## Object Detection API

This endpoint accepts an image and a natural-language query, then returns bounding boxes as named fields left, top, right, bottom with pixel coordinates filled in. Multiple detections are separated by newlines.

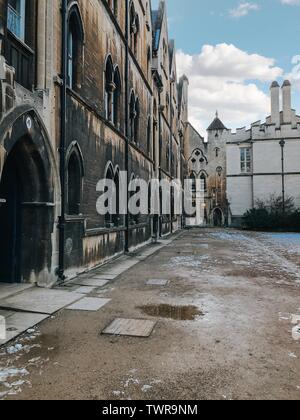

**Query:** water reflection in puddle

left=138, top=304, right=204, bottom=321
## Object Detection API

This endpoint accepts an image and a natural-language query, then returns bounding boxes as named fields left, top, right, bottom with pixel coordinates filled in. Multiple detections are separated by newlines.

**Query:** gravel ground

left=0, top=229, right=300, bottom=400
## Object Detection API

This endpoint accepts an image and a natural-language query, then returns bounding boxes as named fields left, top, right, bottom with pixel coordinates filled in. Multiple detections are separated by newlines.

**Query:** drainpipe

left=280, top=139, right=286, bottom=215
left=124, top=0, right=129, bottom=252
left=169, top=78, right=173, bottom=234
left=158, top=88, right=162, bottom=237
left=57, top=0, right=68, bottom=282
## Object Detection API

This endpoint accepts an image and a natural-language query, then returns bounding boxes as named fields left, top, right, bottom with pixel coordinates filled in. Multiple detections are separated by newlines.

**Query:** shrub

left=243, top=195, right=300, bottom=231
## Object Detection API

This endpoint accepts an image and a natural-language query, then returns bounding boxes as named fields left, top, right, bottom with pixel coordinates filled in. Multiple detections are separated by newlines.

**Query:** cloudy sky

left=151, top=0, right=300, bottom=137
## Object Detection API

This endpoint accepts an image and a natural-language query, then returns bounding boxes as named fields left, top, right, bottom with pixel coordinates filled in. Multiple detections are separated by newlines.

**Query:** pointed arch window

left=113, top=169, right=120, bottom=226
left=130, top=91, right=136, bottom=141
left=129, top=92, right=140, bottom=143
left=105, top=56, right=114, bottom=122
left=134, top=98, right=140, bottom=143
left=200, top=173, right=207, bottom=192
left=190, top=172, right=196, bottom=193
left=67, top=7, right=84, bottom=90
left=104, top=164, right=114, bottom=227
left=104, top=58, right=122, bottom=127
left=104, top=164, right=121, bottom=228
left=130, top=2, right=139, bottom=58
left=166, top=140, right=170, bottom=168
left=129, top=174, right=140, bottom=225
left=147, top=46, right=151, bottom=78
left=147, top=117, right=152, bottom=157
left=67, top=146, right=84, bottom=215
left=113, top=66, right=121, bottom=127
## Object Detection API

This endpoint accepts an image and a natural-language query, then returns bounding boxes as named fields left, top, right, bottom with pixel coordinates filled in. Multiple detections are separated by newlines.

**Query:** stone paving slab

left=146, top=279, right=169, bottom=286
left=0, top=283, right=33, bottom=301
left=75, top=286, right=97, bottom=295
left=67, top=297, right=111, bottom=312
left=0, top=289, right=81, bottom=315
left=0, top=311, right=48, bottom=346
left=71, top=279, right=110, bottom=288
left=91, top=274, right=117, bottom=280
left=102, top=318, right=157, bottom=338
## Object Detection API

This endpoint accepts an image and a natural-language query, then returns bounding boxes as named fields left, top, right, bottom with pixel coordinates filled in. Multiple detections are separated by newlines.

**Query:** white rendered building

left=227, top=81, right=300, bottom=227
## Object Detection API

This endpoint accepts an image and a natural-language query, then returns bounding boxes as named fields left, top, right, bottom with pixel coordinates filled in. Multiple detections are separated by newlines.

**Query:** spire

left=207, top=112, right=227, bottom=131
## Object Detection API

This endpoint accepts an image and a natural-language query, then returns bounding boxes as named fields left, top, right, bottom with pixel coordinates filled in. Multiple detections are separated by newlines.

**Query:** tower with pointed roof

left=185, top=112, right=229, bottom=227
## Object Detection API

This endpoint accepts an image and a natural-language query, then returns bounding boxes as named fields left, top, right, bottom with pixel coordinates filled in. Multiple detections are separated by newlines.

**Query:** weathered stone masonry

left=0, top=0, right=190, bottom=286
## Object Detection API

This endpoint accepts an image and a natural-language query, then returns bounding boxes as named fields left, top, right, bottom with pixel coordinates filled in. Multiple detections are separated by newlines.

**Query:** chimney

left=270, top=81, right=280, bottom=126
left=282, top=80, right=292, bottom=124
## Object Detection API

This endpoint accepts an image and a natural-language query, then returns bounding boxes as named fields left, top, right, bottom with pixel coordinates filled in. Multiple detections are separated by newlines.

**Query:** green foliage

left=243, top=195, right=300, bottom=231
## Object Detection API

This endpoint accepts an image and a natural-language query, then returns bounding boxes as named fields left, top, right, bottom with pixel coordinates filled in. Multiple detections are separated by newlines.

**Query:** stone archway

left=0, top=110, right=59, bottom=285
left=212, top=208, right=223, bottom=227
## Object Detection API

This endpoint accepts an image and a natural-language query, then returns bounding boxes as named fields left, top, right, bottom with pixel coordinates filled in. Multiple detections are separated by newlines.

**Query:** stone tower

left=205, top=112, right=229, bottom=226
left=186, top=112, right=229, bottom=227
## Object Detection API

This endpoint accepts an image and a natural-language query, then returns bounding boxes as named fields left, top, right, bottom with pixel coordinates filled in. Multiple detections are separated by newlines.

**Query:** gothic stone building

left=186, top=114, right=229, bottom=227
left=227, top=81, right=300, bottom=227
left=0, top=0, right=189, bottom=287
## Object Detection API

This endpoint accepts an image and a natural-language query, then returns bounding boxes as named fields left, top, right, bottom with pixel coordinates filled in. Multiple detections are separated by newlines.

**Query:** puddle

left=137, top=304, right=203, bottom=321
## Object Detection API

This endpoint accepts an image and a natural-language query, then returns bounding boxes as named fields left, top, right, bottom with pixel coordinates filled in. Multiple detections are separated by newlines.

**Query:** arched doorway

left=213, top=208, right=223, bottom=227
left=0, top=116, right=56, bottom=284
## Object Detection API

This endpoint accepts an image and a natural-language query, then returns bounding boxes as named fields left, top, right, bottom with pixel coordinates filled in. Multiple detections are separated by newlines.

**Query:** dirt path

left=1, top=229, right=299, bottom=400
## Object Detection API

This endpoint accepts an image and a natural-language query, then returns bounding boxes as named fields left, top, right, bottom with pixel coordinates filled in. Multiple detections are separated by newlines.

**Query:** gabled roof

left=207, top=113, right=227, bottom=131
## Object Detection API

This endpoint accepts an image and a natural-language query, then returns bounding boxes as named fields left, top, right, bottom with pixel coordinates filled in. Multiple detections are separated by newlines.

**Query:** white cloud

left=285, top=55, right=300, bottom=90
left=281, top=0, right=300, bottom=5
left=229, top=2, right=259, bottom=18
left=176, top=43, right=283, bottom=137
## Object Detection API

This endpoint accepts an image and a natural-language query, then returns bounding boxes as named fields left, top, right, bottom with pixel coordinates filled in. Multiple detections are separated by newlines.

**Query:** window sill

left=65, top=215, right=85, bottom=222
left=85, top=226, right=126, bottom=237
left=7, top=30, right=34, bottom=55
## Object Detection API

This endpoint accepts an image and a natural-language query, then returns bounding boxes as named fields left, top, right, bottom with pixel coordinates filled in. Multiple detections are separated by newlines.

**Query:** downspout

left=169, top=79, right=173, bottom=234
left=280, top=139, right=286, bottom=215
left=124, top=0, right=129, bottom=252
left=158, top=88, right=162, bottom=237
left=57, top=0, right=68, bottom=282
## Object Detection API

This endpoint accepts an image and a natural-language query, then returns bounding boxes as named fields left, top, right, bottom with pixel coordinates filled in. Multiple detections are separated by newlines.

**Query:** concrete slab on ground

left=91, top=275, right=117, bottom=281
left=146, top=279, right=169, bottom=286
left=67, top=297, right=111, bottom=312
left=0, top=289, right=81, bottom=315
left=0, top=311, right=48, bottom=346
left=0, top=283, right=33, bottom=301
left=72, top=279, right=110, bottom=288
left=75, top=286, right=97, bottom=295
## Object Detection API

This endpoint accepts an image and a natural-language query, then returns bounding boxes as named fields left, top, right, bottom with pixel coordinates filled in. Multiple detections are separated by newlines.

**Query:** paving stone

left=146, top=279, right=169, bottom=286
left=72, top=279, right=109, bottom=288
left=67, top=297, right=111, bottom=312
left=0, top=283, right=33, bottom=301
left=91, top=275, right=117, bottom=280
left=75, top=286, right=97, bottom=294
left=0, top=289, right=81, bottom=315
left=102, top=318, right=157, bottom=337
left=0, top=312, right=48, bottom=346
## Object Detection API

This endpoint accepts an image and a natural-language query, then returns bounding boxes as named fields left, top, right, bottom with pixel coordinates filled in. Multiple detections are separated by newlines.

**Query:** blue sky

left=151, top=0, right=300, bottom=135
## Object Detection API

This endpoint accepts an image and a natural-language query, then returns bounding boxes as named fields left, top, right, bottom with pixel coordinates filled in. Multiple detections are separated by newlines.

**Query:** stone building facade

left=227, top=81, right=300, bottom=227
left=0, top=0, right=189, bottom=287
left=186, top=114, right=229, bottom=227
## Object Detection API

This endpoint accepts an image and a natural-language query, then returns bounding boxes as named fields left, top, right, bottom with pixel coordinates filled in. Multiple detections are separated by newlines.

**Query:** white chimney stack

left=282, top=80, right=292, bottom=124
left=270, top=81, right=280, bottom=126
